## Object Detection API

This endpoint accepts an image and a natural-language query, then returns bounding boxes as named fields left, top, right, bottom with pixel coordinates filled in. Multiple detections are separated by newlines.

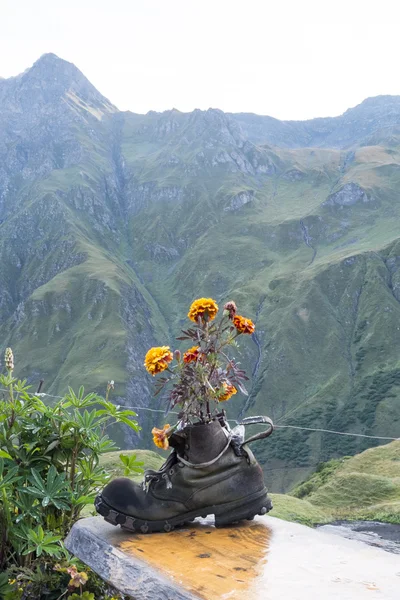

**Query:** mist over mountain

left=2, top=54, right=400, bottom=491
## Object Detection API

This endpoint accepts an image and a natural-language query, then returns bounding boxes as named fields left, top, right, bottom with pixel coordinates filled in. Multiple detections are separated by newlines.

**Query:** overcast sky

left=1, top=0, right=399, bottom=120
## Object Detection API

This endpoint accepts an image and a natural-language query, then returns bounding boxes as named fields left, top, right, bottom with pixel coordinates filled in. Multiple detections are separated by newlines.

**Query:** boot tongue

left=185, top=419, right=229, bottom=464
left=168, top=431, right=186, bottom=456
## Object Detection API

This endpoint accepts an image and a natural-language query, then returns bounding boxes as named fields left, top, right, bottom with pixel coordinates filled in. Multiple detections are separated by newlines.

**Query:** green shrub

left=0, top=349, right=140, bottom=599
left=292, top=458, right=347, bottom=499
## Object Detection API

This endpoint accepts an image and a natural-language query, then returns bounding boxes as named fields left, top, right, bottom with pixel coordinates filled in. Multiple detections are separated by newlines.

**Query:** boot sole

left=94, top=489, right=273, bottom=533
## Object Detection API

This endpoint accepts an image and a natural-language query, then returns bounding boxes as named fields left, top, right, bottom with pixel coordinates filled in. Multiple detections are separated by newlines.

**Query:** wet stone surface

left=318, top=520, right=400, bottom=555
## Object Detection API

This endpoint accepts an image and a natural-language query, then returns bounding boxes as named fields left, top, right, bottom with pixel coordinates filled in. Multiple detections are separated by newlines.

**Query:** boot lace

left=142, top=451, right=177, bottom=492
left=141, top=434, right=233, bottom=492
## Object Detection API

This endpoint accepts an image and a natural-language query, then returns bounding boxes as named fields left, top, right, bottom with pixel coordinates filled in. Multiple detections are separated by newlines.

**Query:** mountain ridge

left=4, top=53, right=400, bottom=149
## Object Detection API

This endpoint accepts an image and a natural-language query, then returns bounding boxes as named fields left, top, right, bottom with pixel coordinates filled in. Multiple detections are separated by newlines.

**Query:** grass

left=287, top=441, right=400, bottom=525
left=269, top=494, right=330, bottom=526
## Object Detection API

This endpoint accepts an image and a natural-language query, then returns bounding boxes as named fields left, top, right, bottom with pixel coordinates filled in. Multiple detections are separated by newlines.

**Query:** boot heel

left=214, top=493, right=272, bottom=527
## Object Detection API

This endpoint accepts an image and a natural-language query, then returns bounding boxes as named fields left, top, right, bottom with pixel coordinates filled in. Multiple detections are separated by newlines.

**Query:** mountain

left=230, top=96, right=400, bottom=148
left=1, top=54, right=400, bottom=492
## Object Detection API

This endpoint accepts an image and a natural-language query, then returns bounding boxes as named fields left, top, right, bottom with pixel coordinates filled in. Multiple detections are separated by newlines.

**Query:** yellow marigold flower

left=188, top=297, right=218, bottom=322
left=183, top=345, right=200, bottom=363
left=152, top=424, right=171, bottom=450
left=219, top=383, right=237, bottom=402
left=233, top=315, right=255, bottom=334
left=144, top=346, right=173, bottom=376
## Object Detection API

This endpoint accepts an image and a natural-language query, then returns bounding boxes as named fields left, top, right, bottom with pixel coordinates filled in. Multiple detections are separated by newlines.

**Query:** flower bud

left=174, top=349, right=181, bottom=361
left=5, top=347, right=14, bottom=371
left=223, top=301, right=237, bottom=320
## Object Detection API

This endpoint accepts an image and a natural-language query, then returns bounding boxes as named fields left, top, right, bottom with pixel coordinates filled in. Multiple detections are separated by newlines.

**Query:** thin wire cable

left=0, top=387, right=62, bottom=400
left=274, top=424, right=399, bottom=441
left=122, top=406, right=180, bottom=415
left=124, top=407, right=400, bottom=439
left=1, top=388, right=399, bottom=441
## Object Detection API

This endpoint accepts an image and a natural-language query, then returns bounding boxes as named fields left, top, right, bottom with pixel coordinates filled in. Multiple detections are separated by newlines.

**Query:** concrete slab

left=65, top=516, right=400, bottom=600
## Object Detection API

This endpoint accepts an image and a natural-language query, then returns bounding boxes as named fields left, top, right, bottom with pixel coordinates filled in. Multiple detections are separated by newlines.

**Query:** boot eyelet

left=178, top=462, right=184, bottom=468
left=185, top=444, right=190, bottom=450
left=169, top=468, right=174, bottom=475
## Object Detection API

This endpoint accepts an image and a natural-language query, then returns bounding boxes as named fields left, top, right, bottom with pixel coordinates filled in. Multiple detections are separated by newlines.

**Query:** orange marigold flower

left=219, top=383, right=237, bottom=402
left=152, top=424, right=171, bottom=450
left=183, top=345, right=200, bottom=363
left=144, top=346, right=173, bottom=376
left=233, top=315, right=255, bottom=334
left=188, top=297, right=218, bottom=322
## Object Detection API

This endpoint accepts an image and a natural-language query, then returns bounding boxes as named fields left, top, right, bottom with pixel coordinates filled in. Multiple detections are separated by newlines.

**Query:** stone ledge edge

left=65, top=517, right=201, bottom=600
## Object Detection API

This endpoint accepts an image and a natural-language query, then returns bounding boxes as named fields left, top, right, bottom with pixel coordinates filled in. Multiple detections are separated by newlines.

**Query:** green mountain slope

left=273, top=440, right=400, bottom=524
left=1, top=54, right=400, bottom=489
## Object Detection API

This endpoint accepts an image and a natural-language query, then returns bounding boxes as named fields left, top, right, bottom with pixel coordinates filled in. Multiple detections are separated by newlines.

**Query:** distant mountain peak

left=0, top=53, right=117, bottom=116
left=24, top=53, right=86, bottom=84
left=33, top=52, right=64, bottom=64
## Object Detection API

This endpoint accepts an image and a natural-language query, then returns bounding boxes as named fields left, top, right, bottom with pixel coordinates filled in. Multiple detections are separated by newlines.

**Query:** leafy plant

left=119, top=453, right=144, bottom=476
left=0, top=348, right=140, bottom=599
left=22, top=526, right=64, bottom=558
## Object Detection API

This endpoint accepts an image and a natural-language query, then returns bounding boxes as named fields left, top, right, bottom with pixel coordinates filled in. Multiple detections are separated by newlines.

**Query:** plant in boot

left=96, top=298, right=274, bottom=533
left=144, top=297, right=256, bottom=444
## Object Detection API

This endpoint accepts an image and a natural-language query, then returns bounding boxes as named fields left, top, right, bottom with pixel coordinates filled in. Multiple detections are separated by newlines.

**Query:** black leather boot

left=95, top=416, right=273, bottom=533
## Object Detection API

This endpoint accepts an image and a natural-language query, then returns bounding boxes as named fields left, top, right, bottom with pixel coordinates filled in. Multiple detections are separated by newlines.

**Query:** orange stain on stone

left=118, top=517, right=271, bottom=600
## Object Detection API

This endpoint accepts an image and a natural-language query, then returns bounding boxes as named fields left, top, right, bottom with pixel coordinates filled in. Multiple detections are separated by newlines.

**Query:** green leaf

left=0, top=465, right=21, bottom=489
left=23, top=526, right=63, bottom=557
left=0, top=450, right=12, bottom=459
left=74, top=494, right=96, bottom=505
left=119, top=454, right=130, bottom=466
left=119, top=453, right=144, bottom=476
left=44, top=440, right=60, bottom=453
left=0, top=572, right=13, bottom=596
